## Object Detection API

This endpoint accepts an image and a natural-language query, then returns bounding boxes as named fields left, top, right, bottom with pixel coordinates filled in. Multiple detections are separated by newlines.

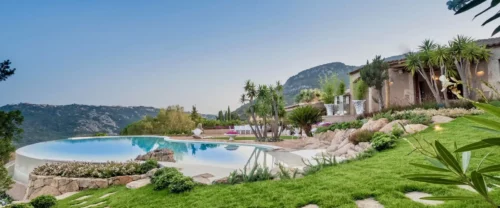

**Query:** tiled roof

left=476, top=37, right=500, bottom=47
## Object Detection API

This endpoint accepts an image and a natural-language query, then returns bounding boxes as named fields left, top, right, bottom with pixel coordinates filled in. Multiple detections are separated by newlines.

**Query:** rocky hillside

left=0, top=103, right=214, bottom=147
left=283, top=62, right=358, bottom=104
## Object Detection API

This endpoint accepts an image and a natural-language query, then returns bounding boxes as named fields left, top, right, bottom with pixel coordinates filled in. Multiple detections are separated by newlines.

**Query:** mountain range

left=0, top=103, right=215, bottom=147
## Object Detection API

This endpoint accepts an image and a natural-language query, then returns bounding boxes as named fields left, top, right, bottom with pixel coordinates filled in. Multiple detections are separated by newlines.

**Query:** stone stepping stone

left=405, top=192, right=444, bottom=205
left=56, top=191, right=79, bottom=200
left=83, top=201, right=105, bottom=208
left=301, top=204, right=319, bottom=208
left=126, top=178, right=151, bottom=189
left=75, top=195, right=92, bottom=201
left=457, top=185, right=492, bottom=193
left=355, top=198, right=384, bottom=208
left=99, top=192, right=116, bottom=199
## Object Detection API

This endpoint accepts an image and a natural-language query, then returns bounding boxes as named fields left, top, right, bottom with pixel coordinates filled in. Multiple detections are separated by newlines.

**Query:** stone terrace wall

left=25, top=173, right=151, bottom=200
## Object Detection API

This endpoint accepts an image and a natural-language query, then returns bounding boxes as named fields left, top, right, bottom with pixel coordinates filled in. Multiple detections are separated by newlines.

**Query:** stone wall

left=25, top=172, right=151, bottom=200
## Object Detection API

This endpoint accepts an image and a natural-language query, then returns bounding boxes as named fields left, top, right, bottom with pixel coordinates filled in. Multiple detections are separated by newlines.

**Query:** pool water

left=17, top=136, right=275, bottom=169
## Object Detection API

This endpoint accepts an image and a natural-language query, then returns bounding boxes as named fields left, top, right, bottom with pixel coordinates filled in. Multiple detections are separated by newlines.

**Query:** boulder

left=346, top=149, right=358, bottom=158
left=432, top=115, right=454, bottom=124
left=57, top=181, right=79, bottom=193
left=361, top=118, right=389, bottom=132
left=29, top=186, right=61, bottom=200
left=212, top=177, right=229, bottom=185
left=303, top=138, right=321, bottom=149
left=136, top=148, right=176, bottom=162
left=333, top=143, right=354, bottom=156
left=146, top=168, right=158, bottom=177
left=358, top=142, right=371, bottom=150
left=315, top=130, right=336, bottom=142
left=113, top=176, right=133, bottom=185
left=404, top=124, right=428, bottom=134
left=126, top=179, right=151, bottom=189
left=379, top=120, right=409, bottom=133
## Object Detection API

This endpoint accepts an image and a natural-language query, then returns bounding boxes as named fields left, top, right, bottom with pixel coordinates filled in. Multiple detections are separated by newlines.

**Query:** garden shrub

left=30, top=195, right=56, bottom=208
left=151, top=167, right=194, bottom=193
left=139, top=159, right=159, bottom=173
left=33, top=161, right=154, bottom=178
left=6, top=204, right=34, bottom=208
left=315, top=120, right=363, bottom=134
left=348, top=130, right=374, bottom=144
left=227, top=165, right=273, bottom=184
left=168, top=175, right=195, bottom=193
left=371, top=132, right=397, bottom=151
left=390, top=124, right=404, bottom=138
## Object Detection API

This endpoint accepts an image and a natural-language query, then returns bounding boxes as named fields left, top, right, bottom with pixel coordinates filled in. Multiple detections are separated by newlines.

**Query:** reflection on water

left=17, top=137, right=278, bottom=170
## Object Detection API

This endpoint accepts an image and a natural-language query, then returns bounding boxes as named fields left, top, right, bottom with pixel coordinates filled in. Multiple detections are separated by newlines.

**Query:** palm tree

left=431, top=44, right=452, bottom=106
left=288, top=106, right=322, bottom=137
left=449, top=35, right=491, bottom=99
left=419, top=39, right=442, bottom=104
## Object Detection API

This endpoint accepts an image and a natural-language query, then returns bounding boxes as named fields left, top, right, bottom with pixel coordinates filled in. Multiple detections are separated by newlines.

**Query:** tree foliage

left=241, top=80, right=286, bottom=142
left=319, top=74, right=340, bottom=104
left=360, top=55, right=389, bottom=110
left=0, top=60, right=16, bottom=82
left=449, top=0, right=500, bottom=36
left=0, top=59, right=20, bottom=193
left=353, top=80, right=368, bottom=100
left=189, top=106, right=201, bottom=124
left=294, top=89, right=321, bottom=104
left=287, top=106, right=322, bottom=137
left=121, top=105, right=195, bottom=135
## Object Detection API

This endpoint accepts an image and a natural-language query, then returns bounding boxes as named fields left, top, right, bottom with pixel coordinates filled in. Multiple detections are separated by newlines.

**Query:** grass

left=211, top=135, right=295, bottom=141
left=55, top=115, right=500, bottom=208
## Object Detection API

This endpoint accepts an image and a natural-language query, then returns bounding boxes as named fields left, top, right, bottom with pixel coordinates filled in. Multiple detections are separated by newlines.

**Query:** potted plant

left=353, top=80, right=368, bottom=115
left=224, top=130, right=239, bottom=141
left=320, top=74, right=339, bottom=116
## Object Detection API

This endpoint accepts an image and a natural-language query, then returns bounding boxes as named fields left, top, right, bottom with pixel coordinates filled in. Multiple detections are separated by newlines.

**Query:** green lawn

left=55, top=116, right=500, bottom=208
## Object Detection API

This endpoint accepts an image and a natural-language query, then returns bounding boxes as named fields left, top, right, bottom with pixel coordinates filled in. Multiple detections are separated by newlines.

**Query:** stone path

left=355, top=198, right=384, bottom=208
left=82, top=201, right=105, bottom=208
left=56, top=191, right=79, bottom=200
left=458, top=185, right=492, bottom=193
left=405, top=192, right=444, bottom=205
left=301, top=204, right=319, bottom=208
left=126, top=178, right=151, bottom=189
left=99, top=192, right=115, bottom=199
left=75, top=195, right=92, bottom=201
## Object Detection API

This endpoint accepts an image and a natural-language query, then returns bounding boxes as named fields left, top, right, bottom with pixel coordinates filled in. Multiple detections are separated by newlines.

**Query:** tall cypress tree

left=227, top=106, right=231, bottom=120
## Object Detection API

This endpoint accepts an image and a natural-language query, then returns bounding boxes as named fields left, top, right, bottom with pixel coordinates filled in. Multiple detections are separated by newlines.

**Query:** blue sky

left=0, top=0, right=497, bottom=114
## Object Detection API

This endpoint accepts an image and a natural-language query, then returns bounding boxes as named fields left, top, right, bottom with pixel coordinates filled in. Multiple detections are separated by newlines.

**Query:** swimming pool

left=13, top=136, right=280, bottom=184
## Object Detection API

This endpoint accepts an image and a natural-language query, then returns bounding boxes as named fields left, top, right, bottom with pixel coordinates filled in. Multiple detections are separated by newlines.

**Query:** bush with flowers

left=32, top=160, right=158, bottom=178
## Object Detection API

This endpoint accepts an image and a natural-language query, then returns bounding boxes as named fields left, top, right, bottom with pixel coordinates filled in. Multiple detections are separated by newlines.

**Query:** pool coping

left=15, top=135, right=281, bottom=162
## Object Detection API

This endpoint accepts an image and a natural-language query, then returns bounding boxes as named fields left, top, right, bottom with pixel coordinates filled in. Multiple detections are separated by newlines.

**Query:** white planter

left=224, top=134, right=238, bottom=141
left=324, top=104, right=335, bottom=116
left=353, top=100, right=365, bottom=115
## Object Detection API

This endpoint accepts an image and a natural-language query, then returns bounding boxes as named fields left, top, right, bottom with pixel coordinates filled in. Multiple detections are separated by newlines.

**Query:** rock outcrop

left=379, top=120, right=408, bottom=133
left=136, top=148, right=176, bottom=162
left=361, top=118, right=389, bottom=132
left=403, top=124, right=428, bottom=134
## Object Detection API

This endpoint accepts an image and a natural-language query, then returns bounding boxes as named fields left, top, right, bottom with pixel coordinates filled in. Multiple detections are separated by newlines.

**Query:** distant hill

left=282, top=62, right=358, bottom=104
left=0, top=103, right=215, bottom=147
left=233, top=62, right=358, bottom=118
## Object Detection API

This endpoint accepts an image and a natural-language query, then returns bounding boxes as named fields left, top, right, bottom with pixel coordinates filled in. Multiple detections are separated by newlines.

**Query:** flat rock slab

left=126, top=178, right=151, bottom=189
left=301, top=204, right=319, bottom=208
left=99, top=192, right=116, bottom=199
left=56, top=191, right=79, bottom=200
left=75, top=195, right=92, bottom=201
left=405, top=192, right=443, bottom=205
left=356, top=198, right=384, bottom=208
left=431, top=115, right=454, bottom=124
left=6, top=182, right=27, bottom=201
left=83, top=201, right=105, bottom=208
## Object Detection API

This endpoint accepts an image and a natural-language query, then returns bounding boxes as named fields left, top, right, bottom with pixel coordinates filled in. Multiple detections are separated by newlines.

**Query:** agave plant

left=404, top=102, right=500, bottom=207
left=287, top=106, right=322, bottom=137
